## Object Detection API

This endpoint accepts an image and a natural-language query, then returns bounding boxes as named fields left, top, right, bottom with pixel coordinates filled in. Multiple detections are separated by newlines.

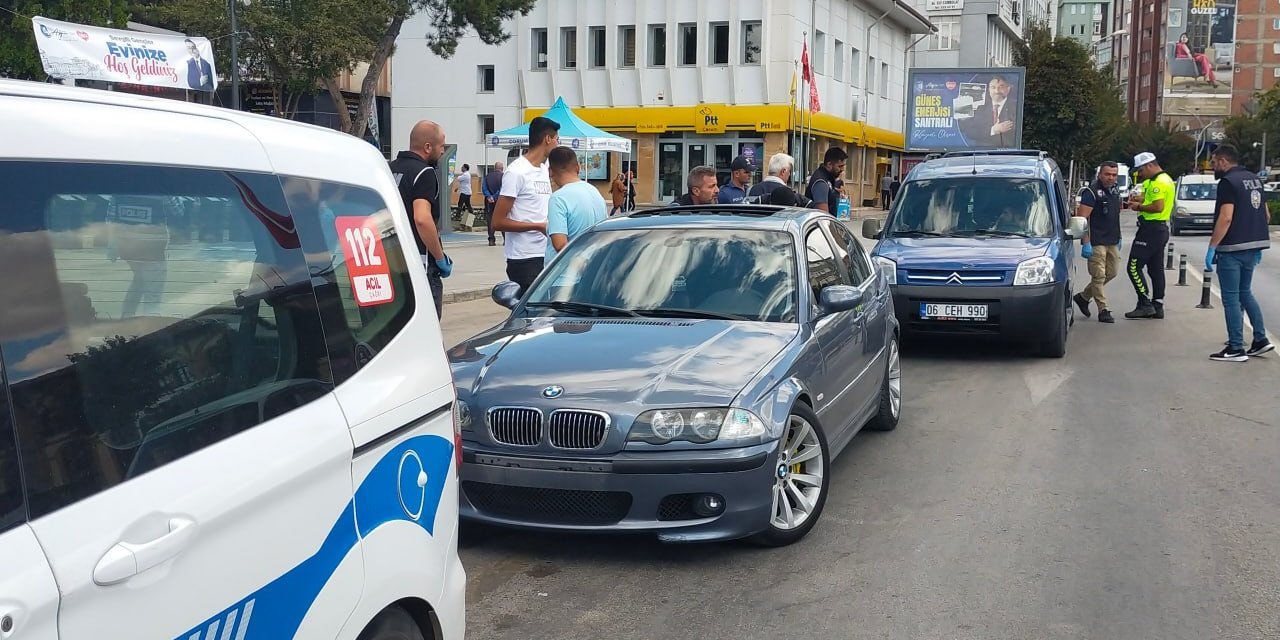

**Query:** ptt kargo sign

left=32, top=16, right=218, bottom=92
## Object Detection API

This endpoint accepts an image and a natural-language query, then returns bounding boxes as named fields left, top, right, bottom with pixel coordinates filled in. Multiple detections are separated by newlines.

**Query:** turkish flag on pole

left=801, top=39, right=821, bottom=112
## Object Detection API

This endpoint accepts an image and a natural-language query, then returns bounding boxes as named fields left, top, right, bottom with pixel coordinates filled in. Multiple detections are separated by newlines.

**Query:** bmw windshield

left=522, top=228, right=798, bottom=323
left=887, top=177, right=1055, bottom=238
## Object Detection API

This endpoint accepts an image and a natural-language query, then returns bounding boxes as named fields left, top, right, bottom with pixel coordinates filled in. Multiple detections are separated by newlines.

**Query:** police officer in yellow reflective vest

left=1124, top=152, right=1175, bottom=319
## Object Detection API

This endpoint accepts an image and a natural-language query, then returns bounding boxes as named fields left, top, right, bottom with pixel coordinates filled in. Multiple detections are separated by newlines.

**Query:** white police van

left=0, top=80, right=464, bottom=639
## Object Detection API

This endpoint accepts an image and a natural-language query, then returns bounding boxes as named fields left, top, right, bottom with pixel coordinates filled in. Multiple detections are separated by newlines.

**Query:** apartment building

left=392, top=0, right=934, bottom=206
left=910, top=0, right=1054, bottom=69
left=1058, top=0, right=1110, bottom=47
left=1231, top=0, right=1280, bottom=113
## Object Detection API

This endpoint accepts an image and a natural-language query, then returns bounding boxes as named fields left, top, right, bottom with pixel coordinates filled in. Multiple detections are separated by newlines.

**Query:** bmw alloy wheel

left=770, top=414, right=825, bottom=531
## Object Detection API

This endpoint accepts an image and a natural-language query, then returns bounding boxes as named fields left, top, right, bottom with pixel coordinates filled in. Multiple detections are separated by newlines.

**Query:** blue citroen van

left=862, top=150, right=1088, bottom=357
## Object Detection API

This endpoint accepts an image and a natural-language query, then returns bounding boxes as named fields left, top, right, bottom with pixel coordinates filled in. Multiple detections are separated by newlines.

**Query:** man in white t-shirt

left=492, top=116, right=561, bottom=294
left=454, top=163, right=474, bottom=217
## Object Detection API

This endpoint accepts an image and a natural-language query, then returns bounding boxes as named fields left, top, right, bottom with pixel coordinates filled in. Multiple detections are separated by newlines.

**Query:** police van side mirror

left=862, top=218, right=882, bottom=240
left=1066, top=216, right=1088, bottom=239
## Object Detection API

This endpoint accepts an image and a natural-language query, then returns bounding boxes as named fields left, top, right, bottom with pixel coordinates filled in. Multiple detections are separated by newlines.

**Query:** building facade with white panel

left=392, top=0, right=933, bottom=206
left=909, top=0, right=1051, bottom=69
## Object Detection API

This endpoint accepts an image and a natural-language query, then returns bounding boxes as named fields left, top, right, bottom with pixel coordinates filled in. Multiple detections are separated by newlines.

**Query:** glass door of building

left=658, top=141, right=684, bottom=204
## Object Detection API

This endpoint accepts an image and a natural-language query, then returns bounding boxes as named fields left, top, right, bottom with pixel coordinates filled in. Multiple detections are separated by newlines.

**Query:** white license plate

left=1195, top=217, right=1212, bottom=224
left=920, top=302, right=989, bottom=320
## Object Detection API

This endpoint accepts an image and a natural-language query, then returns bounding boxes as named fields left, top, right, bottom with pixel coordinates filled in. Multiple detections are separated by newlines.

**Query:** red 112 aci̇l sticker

left=334, top=216, right=396, bottom=307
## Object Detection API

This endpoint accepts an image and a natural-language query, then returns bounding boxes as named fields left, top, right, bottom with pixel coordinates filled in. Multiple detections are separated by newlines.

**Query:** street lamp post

left=1254, top=132, right=1268, bottom=175
left=229, top=0, right=240, bottom=110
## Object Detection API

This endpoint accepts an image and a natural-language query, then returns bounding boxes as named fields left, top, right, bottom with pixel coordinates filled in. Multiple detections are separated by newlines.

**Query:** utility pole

left=229, top=0, right=240, bottom=110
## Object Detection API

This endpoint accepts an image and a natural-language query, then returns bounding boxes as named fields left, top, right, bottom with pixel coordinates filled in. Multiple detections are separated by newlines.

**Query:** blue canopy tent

left=487, top=97, right=631, bottom=153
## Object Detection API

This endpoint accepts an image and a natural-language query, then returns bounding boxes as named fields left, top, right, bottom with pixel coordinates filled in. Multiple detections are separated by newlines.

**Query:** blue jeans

left=1215, top=249, right=1266, bottom=349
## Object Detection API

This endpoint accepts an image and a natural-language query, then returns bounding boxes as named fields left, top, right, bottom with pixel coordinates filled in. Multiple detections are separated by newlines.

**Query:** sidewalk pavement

left=437, top=207, right=889, bottom=305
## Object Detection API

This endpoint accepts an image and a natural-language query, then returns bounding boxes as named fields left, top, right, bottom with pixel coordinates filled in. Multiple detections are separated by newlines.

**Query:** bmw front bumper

left=458, top=441, right=780, bottom=542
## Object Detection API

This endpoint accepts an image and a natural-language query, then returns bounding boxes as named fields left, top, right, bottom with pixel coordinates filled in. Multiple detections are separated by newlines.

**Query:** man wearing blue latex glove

left=1073, top=161, right=1123, bottom=323
left=390, top=120, right=451, bottom=318
left=435, top=254, right=454, bottom=278
left=1206, top=144, right=1272, bottom=362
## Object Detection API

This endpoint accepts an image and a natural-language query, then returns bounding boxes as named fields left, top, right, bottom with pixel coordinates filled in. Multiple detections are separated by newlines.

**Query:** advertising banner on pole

left=31, top=16, right=218, bottom=92
left=904, top=67, right=1027, bottom=152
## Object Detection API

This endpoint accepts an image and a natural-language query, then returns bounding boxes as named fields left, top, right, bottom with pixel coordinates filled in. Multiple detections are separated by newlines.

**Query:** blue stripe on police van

left=173, top=434, right=454, bottom=640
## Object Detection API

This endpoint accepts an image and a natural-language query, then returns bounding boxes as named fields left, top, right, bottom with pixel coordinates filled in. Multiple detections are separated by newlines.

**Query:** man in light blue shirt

left=545, top=146, right=609, bottom=263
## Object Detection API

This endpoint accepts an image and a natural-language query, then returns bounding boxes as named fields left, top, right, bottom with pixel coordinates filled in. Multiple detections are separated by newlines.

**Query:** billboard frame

left=904, top=67, right=1028, bottom=153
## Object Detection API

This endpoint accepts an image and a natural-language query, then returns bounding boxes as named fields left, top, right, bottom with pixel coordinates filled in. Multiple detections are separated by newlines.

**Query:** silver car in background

left=449, top=205, right=902, bottom=546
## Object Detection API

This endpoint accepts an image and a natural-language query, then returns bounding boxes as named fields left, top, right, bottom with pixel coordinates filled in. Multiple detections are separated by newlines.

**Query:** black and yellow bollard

left=1177, top=254, right=1188, bottom=286
left=1165, top=241, right=1175, bottom=270
left=1196, top=270, right=1214, bottom=309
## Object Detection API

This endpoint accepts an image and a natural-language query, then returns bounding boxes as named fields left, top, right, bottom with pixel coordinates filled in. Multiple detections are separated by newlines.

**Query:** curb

left=443, top=288, right=491, bottom=305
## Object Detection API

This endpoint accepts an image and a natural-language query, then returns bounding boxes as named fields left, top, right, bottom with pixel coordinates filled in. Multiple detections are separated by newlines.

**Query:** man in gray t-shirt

left=880, top=173, right=893, bottom=210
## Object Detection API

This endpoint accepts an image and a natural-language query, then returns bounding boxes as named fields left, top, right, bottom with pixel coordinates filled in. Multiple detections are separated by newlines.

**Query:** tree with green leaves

left=1, top=0, right=129, bottom=79
left=1013, top=23, right=1126, bottom=172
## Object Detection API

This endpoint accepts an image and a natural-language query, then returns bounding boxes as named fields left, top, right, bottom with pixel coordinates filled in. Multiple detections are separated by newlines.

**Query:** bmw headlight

left=1014, top=256, right=1055, bottom=286
left=628, top=408, right=768, bottom=445
left=873, top=256, right=897, bottom=285
left=454, top=399, right=472, bottom=431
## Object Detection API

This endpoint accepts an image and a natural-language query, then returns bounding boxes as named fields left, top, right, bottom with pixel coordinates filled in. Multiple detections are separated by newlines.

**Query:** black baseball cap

left=730, top=156, right=754, bottom=172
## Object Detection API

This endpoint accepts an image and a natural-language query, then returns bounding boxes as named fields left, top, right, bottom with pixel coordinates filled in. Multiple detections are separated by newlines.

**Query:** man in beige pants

left=1074, top=161, right=1123, bottom=323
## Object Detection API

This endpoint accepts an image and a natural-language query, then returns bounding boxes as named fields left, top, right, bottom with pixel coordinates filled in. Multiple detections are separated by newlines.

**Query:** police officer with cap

left=1124, top=151, right=1174, bottom=319
left=1205, top=143, right=1273, bottom=361
left=718, top=156, right=754, bottom=204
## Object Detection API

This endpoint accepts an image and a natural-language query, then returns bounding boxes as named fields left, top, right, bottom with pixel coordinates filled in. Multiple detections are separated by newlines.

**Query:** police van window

left=283, top=177, right=415, bottom=383
left=0, top=357, right=24, bottom=533
left=804, top=226, right=844, bottom=300
left=0, top=162, right=334, bottom=518
left=822, top=219, right=872, bottom=284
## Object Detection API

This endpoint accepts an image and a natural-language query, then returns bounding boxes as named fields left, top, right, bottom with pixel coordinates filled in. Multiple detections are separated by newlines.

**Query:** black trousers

left=881, top=190, right=891, bottom=210
left=484, top=198, right=497, bottom=241
left=507, top=257, right=545, bottom=297
left=423, top=257, right=444, bottom=318
left=456, top=193, right=474, bottom=215
left=1127, top=220, right=1170, bottom=303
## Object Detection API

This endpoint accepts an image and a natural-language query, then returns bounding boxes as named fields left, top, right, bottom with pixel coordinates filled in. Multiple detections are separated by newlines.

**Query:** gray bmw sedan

left=449, top=205, right=901, bottom=546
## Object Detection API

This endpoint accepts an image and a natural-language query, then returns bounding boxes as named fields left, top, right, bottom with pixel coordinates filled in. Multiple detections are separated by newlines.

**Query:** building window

left=834, top=40, right=845, bottom=80
left=1093, top=22, right=1102, bottom=35
left=679, top=23, right=697, bottom=65
left=1273, top=18, right=1280, bottom=29
left=709, top=22, right=730, bottom=65
left=851, top=47, right=861, bottom=85
left=648, top=25, right=666, bottom=66
left=561, top=27, right=578, bottom=69
left=742, top=21, right=762, bottom=64
left=478, top=65, right=495, bottom=93
left=933, top=20, right=957, bottom=50
left=1274, top=42, right=1280, bottom=55
left=619, top=25, right=637, bottom=67
left=478, top=114, right=495, bottom=142
left=1274, top=67, right=1280, bottom=78
left=880, top=61, right=889, bottom=96
left=814, top=31, right=826, bottom=74
left=868, top=55, right=876, bottom=93
left=1169, top=8, right=1182, bottom=28
left=588, top=27, right=606, bottom=68
left=532, top=28, right=548, bottom=70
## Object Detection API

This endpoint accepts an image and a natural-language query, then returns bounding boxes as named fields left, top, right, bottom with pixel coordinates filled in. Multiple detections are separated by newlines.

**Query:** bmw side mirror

left=491, top=281, right=522, bottom=309
left=862, top=218, right=882, bottom=240
left=1066, top=216, right=1088, bottom=239
left=818, top=285, right=864, bottom=315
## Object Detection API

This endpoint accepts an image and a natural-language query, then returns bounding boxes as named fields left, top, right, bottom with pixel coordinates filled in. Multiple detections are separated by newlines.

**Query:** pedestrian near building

left=454, top=164, right=474, bottom=217
left=482, top=161, right=504, bottom=246
left=1205, top=144, right=1273, bottom=361
left=749, top=153, right=795, bottom=203
left=610, top=172, right=627, bottom=215
left=545, top=146, right=609, bottom=263
left=807, top=147, right=848, bottom=214
left=890, top=175, right=902, bottom=206
left=880, top=172, right=893, bottom=210
left=671, top=166, right=720, bottom=206
left=1073, top=161, right=1124, bottom=323
left=389, top=120, right=452, bottom=318
left=493, top=116, right=559, bottom=295
left=718, top=156, right=754, bottom=204
left=1124, top=152, right=1175, bottom=319
left=625, top=171, right=637, bottom=211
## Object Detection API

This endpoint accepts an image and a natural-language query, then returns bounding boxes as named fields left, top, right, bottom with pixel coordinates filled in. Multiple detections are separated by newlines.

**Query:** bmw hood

left=450, top=318, right=799, bottom=409
left=875, top=237, right=1052, bottom=269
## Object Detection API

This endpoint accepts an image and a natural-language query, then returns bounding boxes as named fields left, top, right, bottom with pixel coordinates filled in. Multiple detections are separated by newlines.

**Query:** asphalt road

left=441, top=232, right=1280, bottom=640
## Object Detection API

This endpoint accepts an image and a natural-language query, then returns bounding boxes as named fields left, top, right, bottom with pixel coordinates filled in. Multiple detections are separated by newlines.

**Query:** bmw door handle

left=93, top=517, right=197, bottom=586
